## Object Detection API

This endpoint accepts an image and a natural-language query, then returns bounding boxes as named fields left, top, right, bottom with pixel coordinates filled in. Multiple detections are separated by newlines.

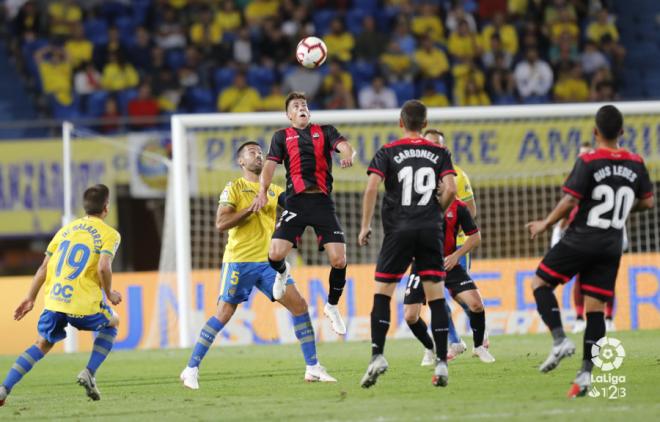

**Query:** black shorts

left=376, top=228, right=445, bottom=283
left=536, top=240, right=620, bottom=302
left=403, top=266, right=476, bottom=305
left=272, top=193, right=345, bottom=250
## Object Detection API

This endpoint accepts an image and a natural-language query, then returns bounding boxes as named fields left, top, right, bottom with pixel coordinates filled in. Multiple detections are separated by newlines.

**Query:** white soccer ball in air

left=296, top=36, right=328, bottom=69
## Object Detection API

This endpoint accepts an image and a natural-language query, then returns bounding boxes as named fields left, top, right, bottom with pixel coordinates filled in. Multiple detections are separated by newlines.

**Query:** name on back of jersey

left=594, top=165, right=638, bottom=183
left=393, top=149, right=439, bottom=164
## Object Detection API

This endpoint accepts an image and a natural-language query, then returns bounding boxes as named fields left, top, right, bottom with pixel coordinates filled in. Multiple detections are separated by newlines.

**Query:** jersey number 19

left=398, top=166, right=436, bottom=206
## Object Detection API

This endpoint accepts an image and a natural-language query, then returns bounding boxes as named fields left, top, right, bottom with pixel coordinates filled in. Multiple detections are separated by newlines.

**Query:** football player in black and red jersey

left=358, top=100, right=457, bottom=388
left=527, top=105, right=654, bottom=398
left=403, top=197, right=495, bottom=364
left=252, top=92, right=355, bottom=335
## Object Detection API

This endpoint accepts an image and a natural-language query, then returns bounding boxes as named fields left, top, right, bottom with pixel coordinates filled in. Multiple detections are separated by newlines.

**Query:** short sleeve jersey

left=444, top=199, right=479, bottom=256
left=561, top=148, right=653, bottom=255
left=219, top=177, right=284, bottom=262
left=367, top=137, right=456, bottom=233
left=44, top=216, right=121, bottom=315
left=267, top=124, right=346, bottom=197
left=454, top=165, right=474, bottom=247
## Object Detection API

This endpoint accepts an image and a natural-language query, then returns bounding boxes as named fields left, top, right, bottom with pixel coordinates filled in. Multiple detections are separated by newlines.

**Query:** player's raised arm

left=527, top=194, right=579, bottom=239
left=14, top=255, right=50, bottom=321
left=216, top=203, right=253, bottom=232
left=336, top=140, right=354, bottom=168
left=359, top=173, right=382, bottom=246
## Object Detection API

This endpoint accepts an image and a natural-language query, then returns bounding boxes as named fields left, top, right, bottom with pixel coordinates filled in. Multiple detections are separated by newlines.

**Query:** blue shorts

left=458, top=253, right=471, bottom=271
left=37, top=303, right=114, bottom=344
left=219, top=262, right=294, bottom=304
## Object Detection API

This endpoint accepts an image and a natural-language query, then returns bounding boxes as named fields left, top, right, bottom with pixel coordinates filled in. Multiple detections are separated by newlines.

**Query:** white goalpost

left=169, top=101, right=660, bottom=348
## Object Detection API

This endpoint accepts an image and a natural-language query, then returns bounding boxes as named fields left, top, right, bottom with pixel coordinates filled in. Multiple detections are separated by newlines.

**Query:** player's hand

left=107, top=290, right=122, bottom=305
left=526, top=220, right=549, bottom=239
left=250, top=190, right=268, bottom=212
left=340, top=151, right=354, bottom=168
left=358, top=227, right=371, bottom=246
left=444, top=253, right=460, bottom=271
left=14, top=298, right=35, bottom=321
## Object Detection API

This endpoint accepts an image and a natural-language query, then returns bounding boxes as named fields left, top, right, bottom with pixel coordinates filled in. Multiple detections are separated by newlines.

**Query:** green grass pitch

left=1, top=330, right=658, bottom=421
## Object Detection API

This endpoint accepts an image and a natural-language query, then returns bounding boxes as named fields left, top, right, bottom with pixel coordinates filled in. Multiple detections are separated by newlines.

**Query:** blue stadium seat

left=345, top=9, right=367, bottom=35
left=101, top=1, right=130, bottom=22
left=50, top=96, right=81, bottom=120
left=187, top=87, right=216, bottom=113
left=86, top=91, right=110, bottom=117
left=348, top=61, right=377, bottom=89
left=115, top=16, right=136, bottom=45
left=313, top=10, right=338, bottom=36
left=352, top=0, right=378, bottom=14
left=84, top=19, right=109, bottom=46
left=374, top=9, right=395, bottom=32
left=213, top=67, right=236, bottom=93
left=21, top=38, right=49, bottom=87
left=247, top=66, right=277, bottom=96
left=117, top=88, right=138, bottom=114
left=390, top=81, right=415, bottom=106
left=166, top=49, right=186, bottom=70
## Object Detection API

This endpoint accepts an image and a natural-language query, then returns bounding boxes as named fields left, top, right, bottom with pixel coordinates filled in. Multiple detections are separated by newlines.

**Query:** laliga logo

left=591, top=337, right=625, bottom=371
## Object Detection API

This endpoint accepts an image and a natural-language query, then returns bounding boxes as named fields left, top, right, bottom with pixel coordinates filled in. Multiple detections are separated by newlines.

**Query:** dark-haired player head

left=236, top=141, right=264, bottom=176
left=359, top=99, right=459, bottom=388
left=251, top=91, right=356, bottom=336
left=526, top=104, right=654, bottom=398
left=83, top=184, right=110, bottom=219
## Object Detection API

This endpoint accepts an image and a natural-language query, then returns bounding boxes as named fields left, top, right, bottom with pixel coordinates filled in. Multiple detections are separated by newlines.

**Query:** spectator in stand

left=281, top=5, right=314, bottom=38
left=580, top=40, right=609, bottom=77
left=324, top=79, right=355, bottom=110
left=392, top=17, right=416, bottom=55
left=233, top=27, right=253, bottom=65
left=482, top=34, right=512, bottom=70
left=587, top=8, right=619, bottom=43
left=414, top=36, right=450, bottom=79
left=101, top=52, right=139, bottom=92
left=73, top=61, right=102, bottom=105
left=215, top=0, right=242, bottom=34
left=553, top=64, right=589, bottom=102
left=156, top=6, right=186, bottom=50
left=245, top=0, right=280, bottom=26
left=282, top=67, right=322, bottom=101
left=420, top=82, right=449, bottom=107
left=591, top=80, right=618, bottom=102
left=446, top=1, right=478, bottom=33
left=148, top=46, right=167, bottom=75
left=457, top=77, right=491, bottom=106
left=217, top=73, right=261, bottom=113
left=452, top=58, right=486, bottom=101
left=322, top=62, right=353, bottom=97
left=128, top=83, right=160, bottom=129
left=411, top=4, right=445, bottom=43
left=358, top=76, right=397, bottom=109
left=481, top=11, right=518, bottom=56
left=324, top=18, right=354, bottom=63
left=258, top=18, right=290, bottom=66
left=514, top=48, right=554, bottom=103
left=13, top=1, right=41, bottom=40
left=354, top=16, right=388, bottom=61
left=99, top=97, right=120, bottom=134
left=127, top=27, right=153, bottom=73
left=544, top=0, right=577, bottom=28
left=94, top=26, right=123, bottom=70
left=190, top=7, right=222, bottom=47
left=448, top=19, right=481, bottom=61
left=488, top=54, right=516, bottom=104
left=65, top=23, right=93, bottom=68
left=48, top=0, right=82, bottom=38
left=34, top=45, right=73, bottom=105
left=260, top=83, right=286, bottom=111
left=550, top=7, right=579, bottom=46
left=599, top=34, right=626, bottom=75
left=521, top=19, right=549, bottom=57
left=550, top=31, right=579, bottom=72
left=380, top=40, right=414, bottom=83
left=589, top=67, right=617, bottom=101
left=153, top=69, right=182, bottom=112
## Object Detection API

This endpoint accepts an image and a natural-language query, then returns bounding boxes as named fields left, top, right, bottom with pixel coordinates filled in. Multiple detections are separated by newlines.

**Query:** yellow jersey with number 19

left=44, top=215, right=121, bottom=315
left=455, top=165, right=475, bottom=247
left=219, top=177, right=284, bottom=263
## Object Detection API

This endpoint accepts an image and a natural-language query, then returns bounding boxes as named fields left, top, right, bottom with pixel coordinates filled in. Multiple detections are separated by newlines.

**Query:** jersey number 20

left=398, top=166, right=436, bottom=206
left=587, top=185, right=635, bottom=230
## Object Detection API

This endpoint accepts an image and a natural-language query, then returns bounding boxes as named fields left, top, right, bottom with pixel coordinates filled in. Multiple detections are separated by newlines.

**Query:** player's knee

left=35, top=337, right=54, bottom=354
left=330, top=255, right=346, bottom=269
left=291, top=298, right=308, bottom=316
left=403, top=306, right=419, bottom=325
left=531, top=276, right=553, bottom=291
left=216, top=302, right=237, bottom=323
left=103, top=326, right=118, bottom=338
left=469, top=302, right=484, bottom=313
left=108, top=313, right=120, bottom=328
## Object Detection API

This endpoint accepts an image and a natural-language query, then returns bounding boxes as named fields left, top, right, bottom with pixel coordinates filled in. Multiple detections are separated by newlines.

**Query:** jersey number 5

left=587, top=185, right=635, bottom=230
left=398, top=166, right=436, bottom=206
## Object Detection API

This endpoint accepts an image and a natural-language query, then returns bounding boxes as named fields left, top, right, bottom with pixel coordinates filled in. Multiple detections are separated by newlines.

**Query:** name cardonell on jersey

left=367, top=138, right=456, bottom=233
left=561, top=148, right=653, bottom=255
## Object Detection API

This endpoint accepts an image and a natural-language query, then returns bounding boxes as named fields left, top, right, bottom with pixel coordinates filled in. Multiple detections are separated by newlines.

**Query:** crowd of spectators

left=4, top=0, right=626, bottom=129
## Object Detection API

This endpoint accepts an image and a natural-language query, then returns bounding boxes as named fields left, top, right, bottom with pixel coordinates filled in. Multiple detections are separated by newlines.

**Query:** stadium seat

left=313, top=10, right=338, bottom=36
left=247, top=66, right=277, bottom=97
left=352, top=0, right=378, bottom=14
left=374, top=9, right=396, bottom=32
left=347, top=61, right=377, bottom=90
left=115, top=16, right=136, bottom=46
left=213, top=67, right=236, bottom=93
left=117, top=88, right=138, bottom=114
left=50, top=96, right=81, bottom=120
left=166, top=49, right=186, bottom=71
left=84, top=19, right=109, bottom=46
left=86, top=91, right=110, bottom=117
left=101, top=1, right=131, bottom=23
left=187, top=87, right=216, bottom=113
left=390, top=81, right=415, bottom=106
left=345, top=9, right=367, bottom=35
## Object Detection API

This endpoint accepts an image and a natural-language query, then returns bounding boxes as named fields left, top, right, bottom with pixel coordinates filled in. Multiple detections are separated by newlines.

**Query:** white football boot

left=180, top=366, right=200, bottom=390
left=360, top=354, right=389, bottom=388
left=473, top=345, right=496, bottom=363
left=304, top=364, right=337, bottom=382
left=539, top=337, right=576, bottom=373
left=323, top=303, right=347, bottom=335
left=272, top=261, right=291, bottom=301
left=421, top=348, right=436, bottom=366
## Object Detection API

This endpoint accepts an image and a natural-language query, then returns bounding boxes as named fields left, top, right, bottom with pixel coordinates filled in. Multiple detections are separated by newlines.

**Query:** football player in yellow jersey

left=1, top=185, right=122, bottom=407
left=180, top=142, right=336, bottom=389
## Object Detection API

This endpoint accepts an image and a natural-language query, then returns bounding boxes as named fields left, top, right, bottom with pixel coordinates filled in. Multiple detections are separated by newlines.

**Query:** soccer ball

left=296, top=37, right=328, bottom=69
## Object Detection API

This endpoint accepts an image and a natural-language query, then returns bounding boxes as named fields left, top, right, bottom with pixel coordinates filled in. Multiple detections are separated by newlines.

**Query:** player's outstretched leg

left=181, top=303, right=234, bottom=390
left=324, top=243, right=347, bottom=335
left=0, top=340, right=50, bottom=406
left=533, top=277, right=575, bottom=373
left=78, top=325, right=118, bottom=401
left=403, top=305, right=435, bottom=366
left=569, top=298, right=606, bottom=398
left=361, top=292, right=392, bottom=388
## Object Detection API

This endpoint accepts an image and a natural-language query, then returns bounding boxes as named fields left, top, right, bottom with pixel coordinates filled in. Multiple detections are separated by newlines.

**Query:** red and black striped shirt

left=444, top=199, right=479, bottom=256
left=267, top=124, right=346, bottom=196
